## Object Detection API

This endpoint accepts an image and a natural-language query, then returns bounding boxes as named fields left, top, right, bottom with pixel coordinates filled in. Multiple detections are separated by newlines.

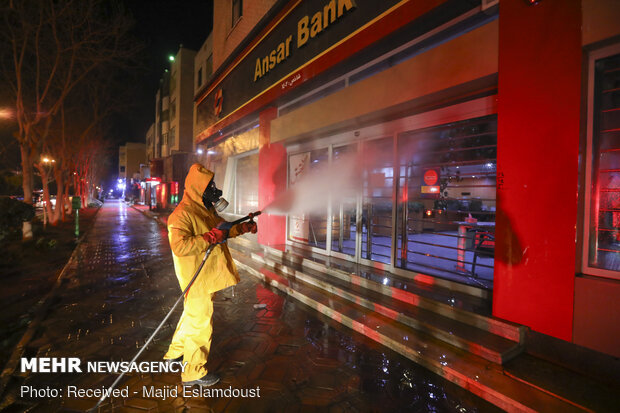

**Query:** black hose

left=89, top=210, right=260, bottom=411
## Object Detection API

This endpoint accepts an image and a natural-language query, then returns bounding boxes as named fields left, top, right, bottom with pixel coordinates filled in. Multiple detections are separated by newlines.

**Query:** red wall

left=494, top=0, right=582, bottom=341
left=258, top=107, right=287, bottom=247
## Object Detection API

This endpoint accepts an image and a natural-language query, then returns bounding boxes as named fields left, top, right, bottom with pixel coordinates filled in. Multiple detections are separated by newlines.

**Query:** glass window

left=197, top=68, right=203, bottom=88
left=288, top=148, right=329, bottom=249
left=169, top=127, right=176, bottom=147
left=232, top=0, right=242, bottom=27
left=233, top=153, right=259, bottom=214
left=396, top=117, right=497, bottom=281
left=361, top=137, right=394, bottom=265
left=331, top=144, right=358, bottom=256
left=585, top=49, right=620, bottom=277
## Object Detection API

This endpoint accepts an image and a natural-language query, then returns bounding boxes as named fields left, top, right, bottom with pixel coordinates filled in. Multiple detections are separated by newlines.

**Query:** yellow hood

left=168, top=162, right=242, bottom=295
left=183, top=163, right=214, bottom=206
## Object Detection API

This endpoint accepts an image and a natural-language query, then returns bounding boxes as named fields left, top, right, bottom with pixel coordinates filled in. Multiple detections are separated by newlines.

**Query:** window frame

left=229, top=149, right=259, bottom=216
left=232, top=0, right=243, bottom=28
left=581, top=42, right=620, bottom=280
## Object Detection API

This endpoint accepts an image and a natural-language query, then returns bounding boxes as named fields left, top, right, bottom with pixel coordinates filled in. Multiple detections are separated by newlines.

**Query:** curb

left=0, top=206, right=100, bottom=401
left=131, top=205, right=168, bottom=228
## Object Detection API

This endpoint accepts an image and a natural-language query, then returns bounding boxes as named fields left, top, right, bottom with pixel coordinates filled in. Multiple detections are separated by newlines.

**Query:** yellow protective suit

left=164, top=163, right=243, bottom=382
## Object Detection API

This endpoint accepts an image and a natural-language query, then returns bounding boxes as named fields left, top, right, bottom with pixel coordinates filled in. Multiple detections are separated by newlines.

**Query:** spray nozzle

left=217, top=211, right=261, bottom=231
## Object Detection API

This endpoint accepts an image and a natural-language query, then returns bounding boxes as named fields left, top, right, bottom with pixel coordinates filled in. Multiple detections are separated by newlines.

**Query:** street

left=0, top=200, right=499, bottom=412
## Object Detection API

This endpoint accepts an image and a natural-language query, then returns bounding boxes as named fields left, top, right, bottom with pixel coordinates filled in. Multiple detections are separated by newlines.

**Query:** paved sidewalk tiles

left=0, top=201, right=499, bottom=412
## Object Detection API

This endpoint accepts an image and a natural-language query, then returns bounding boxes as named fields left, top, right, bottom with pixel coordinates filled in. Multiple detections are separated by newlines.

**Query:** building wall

left=582, top=0, right=620, bottom=46
left=124, top=143, right=146, bottom=181
left=169, top=47, right=196, bottom=154
left=573, top=276, right=620, bottom=357
left=571, top=0, right=620, bottom=356
left=155, top=74, right=170, bottom=160
left=270, top=21, right=499, bottom=143
left=494, top=0, right=582, bottom=341
left=212, top=0, right=278, bottom=73
left=118, top=146, right=127, bottom=179
left=145, top=123, right=155, bottom=162
left=194, top=35, right=213, bottom=140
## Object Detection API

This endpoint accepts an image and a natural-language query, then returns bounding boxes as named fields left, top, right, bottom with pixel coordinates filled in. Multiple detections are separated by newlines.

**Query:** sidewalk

left=0, top=200, right=498, bottom=412
left=134, top=203, right=620, bottom=412
left=131, top=203, right=169, bottom=227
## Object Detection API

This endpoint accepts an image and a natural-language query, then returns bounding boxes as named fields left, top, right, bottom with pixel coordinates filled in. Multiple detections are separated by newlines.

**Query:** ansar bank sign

left=253, top=0, right=356, bottom=82
left=196, top=0, right=401, bottom=125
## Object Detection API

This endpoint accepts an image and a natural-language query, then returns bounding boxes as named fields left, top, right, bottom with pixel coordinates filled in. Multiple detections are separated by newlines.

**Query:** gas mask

left=202, top=179, right=229, bottom=212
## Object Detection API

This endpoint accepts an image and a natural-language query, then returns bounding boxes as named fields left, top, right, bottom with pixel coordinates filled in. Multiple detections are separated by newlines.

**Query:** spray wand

left=89, top=210, right=261, bottom=412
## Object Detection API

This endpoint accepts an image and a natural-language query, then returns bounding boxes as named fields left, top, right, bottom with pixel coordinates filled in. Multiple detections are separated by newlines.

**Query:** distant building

left=118, top=142, right=146, bottom=182
left=150, top=46, right=197, bottom=209
left=119, top=142, right=146, bottom=201
left=145, top=123, right=155, bottom=163
left=194, top=33, right=213, bottom=141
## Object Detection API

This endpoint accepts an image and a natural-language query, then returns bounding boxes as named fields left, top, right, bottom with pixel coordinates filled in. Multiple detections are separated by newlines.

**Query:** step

left=227, top=236, right=263, bottom=253
left=269, top=244, right=491, bottom=299
left=264, top=246, right=492, bottom=316
left=230, top=237, right=491, bottom=301
left=231, top=253, right=587, bottom=413
left=250, top=251, right=522, bottom=365
left=246, top=248, right=525, bottom=344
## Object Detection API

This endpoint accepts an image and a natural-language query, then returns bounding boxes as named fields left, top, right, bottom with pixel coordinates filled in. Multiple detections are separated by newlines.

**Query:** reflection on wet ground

left=0, top=200, right=500, bottom=412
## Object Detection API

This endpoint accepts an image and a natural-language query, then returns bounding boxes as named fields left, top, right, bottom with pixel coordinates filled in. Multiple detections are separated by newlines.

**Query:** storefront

left=194, top=0, right=620, bottom=357
left=196, top=0, right=498, bottom=278
left=283, top=103, right=497, bottom=287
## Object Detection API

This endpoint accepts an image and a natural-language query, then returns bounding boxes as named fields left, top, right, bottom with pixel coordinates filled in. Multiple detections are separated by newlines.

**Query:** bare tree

left=0, top=0, right=138, bottom=238
left=37, top=74, right=119, bottom=224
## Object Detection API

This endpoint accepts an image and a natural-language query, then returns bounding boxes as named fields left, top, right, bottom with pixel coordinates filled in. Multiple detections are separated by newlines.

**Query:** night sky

left=0, top=0, right=214, bottom=188
left=114, top=0, right=214, bottom=143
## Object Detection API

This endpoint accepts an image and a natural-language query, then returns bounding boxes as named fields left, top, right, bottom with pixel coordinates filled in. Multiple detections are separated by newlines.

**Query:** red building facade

left=193, top=0, right=620, bottom=359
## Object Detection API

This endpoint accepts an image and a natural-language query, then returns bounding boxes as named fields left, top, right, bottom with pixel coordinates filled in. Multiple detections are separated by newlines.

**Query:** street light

left=0, top=107, right=15, bottom=120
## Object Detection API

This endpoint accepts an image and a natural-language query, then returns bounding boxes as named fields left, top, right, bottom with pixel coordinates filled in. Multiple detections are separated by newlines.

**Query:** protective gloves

left=239, top=221, right=258, bottom=234
left=203, top=227, right=227, bottom=244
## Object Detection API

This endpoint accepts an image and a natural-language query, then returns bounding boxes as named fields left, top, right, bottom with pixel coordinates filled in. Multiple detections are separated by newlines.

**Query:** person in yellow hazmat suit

left=164, top=163, right=257, bottom=386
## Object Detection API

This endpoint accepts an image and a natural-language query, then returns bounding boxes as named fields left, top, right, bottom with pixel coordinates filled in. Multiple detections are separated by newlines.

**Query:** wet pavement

left=0, top=199, right=501, bottom=412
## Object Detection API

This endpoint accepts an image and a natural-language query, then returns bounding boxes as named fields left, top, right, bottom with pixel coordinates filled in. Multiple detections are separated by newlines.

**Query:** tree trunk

left=51, top=169, right=64, bottom=224
left=63, top=180, right=71, bottom=220
left=20, top=144, right=34, bottom=240
left=37, top=166, right=55, bottom=225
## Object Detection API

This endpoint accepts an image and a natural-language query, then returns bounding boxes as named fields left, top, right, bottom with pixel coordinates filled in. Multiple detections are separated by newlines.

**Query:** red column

left=258, top=107, right=287, bottom=247
left=493, top=0, right=581, bottom=341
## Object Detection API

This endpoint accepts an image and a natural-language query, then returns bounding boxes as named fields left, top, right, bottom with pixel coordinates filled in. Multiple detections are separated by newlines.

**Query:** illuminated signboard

left=421, top=168, right=440, bottom=198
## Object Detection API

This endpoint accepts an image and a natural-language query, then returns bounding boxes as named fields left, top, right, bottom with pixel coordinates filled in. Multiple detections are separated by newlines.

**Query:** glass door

left=330, top=144, right=358, bottom=257
left=395, top=117, right=497, bottom=281
left=361, top=137, right=394, bottom=266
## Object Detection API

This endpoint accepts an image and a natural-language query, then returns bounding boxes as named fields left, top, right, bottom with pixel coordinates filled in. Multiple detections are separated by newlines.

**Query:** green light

left=169, top=55, right=175, bottom=62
